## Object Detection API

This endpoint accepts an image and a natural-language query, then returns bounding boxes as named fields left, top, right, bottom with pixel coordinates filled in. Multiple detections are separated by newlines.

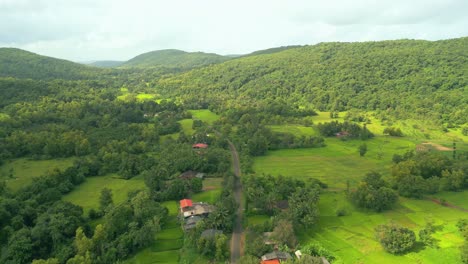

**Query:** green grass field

left=0, top=158, right=76, bottom=191
left=253, top=137, right=415, bottom=189
left=62, top=174, right=146, bottom=214
left=268, top=124, right=319, bottom=137
left=189, top=109, right=220, bottom=124
left=296, top=191, right=467, bottom=264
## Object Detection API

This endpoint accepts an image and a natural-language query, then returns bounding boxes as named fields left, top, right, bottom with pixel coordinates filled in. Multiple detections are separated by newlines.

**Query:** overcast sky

left=1, top=0, right=467, bottom=62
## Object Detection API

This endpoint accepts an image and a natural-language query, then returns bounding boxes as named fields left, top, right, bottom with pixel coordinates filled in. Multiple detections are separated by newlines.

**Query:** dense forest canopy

left=157, top=37, right=468, bottom=125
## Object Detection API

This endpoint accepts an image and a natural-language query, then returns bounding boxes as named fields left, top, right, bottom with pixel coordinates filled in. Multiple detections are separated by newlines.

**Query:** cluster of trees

left=0, top=162, right=94, bottom=263
left=243, top=174, right=323, bottom=221
left=374, top=221, right=442, bottom=255
left=316, top=121, right=373, bottom=139
left=391, top=151, right=468, bottom=198
left=374, top=223, right=416, bottom=254
left=349, top=172, right=398, bottom=212
left=383, top=127, right=404, bottom=137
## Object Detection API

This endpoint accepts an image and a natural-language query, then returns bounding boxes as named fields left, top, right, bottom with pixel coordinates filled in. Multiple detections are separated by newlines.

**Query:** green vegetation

left=0, top=158, right=75, bottom=191
left=159, top=38, right=468, bottom=125
left=296, top=191, right=467, bottom=264
left=253, top=137, right=416, bottom=188
left=1, top=38, right=467, bottom=263
left=121, top=49, right=231, bottom=69
left=62, top=174, right=146, bottom=214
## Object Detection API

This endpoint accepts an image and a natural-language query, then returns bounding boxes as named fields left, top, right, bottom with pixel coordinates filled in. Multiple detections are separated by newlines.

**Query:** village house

left=179, top=170, right=205, bottom=180
left=261, top=251, right=292, bottom=264
left=335, top=131, right=350, bottom=138
left=192, top=143, right=208, bottom=149
left=179, top=199, right=215, bottom=230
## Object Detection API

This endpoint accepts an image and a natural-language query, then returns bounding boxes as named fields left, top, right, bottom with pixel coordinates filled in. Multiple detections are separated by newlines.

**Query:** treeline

left=316, top=121, right=373, bottom=139
left=158, top=38, right=468, bottom=125
left=391, top=151, right=468, bottom=198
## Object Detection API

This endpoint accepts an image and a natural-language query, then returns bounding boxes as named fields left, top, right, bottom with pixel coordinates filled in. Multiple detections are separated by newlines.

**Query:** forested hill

left=121, top=49, right=231, bottom=69
left=0, top=48, right=104, bottom=80
left=158, top=37, right=468, bottom=125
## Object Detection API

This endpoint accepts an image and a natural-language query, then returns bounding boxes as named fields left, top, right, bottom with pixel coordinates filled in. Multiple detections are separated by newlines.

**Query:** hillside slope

left=158, top=38, right=468, bottom=124
left=0, top=48, right=103, bottom=80
left=121, top=49, right=231, bottom=69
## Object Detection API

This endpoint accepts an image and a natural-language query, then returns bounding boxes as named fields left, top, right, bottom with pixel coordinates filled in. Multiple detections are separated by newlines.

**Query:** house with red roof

left=192, top=143, right=208, bottom=149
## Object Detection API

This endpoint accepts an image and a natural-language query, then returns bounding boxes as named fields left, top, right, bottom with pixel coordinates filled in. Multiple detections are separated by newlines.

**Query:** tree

left=289, top=186, right=320, bottom=227
left=359, top=143, right=367, bottom=157
left=99, top=187, right=113, bottom=212
left=32, top=259, right=60, bottom=264
left=419, top=221, right=437, bottom=248
left=375, top=223, right=416, bottom=254
left=215, top=233, right=229, bottom=261
left=6, top=228, right=33, bottom=264
left=350, top=172, right=398, bottom=211
left=271, top=219, right=297, bottom=247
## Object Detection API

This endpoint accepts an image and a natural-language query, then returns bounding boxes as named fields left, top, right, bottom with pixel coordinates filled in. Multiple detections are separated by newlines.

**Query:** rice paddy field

left=0, top=157, right=76, bottom=191
left=298, top=191, right=467, bottom=264
left=254, top=136, right=415, bottom=189
left=251, top=112, right=468, bottom=263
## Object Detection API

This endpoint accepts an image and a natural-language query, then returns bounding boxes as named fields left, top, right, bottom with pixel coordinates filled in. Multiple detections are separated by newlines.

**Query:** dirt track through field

left=228, top=139, right=244, bottom=264
left=427, top=197, right=468, bottom=212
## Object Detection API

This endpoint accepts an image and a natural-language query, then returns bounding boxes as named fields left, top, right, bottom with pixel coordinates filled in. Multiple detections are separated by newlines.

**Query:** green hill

left=0, top=48, right=104, bottom=80
left=121, top=49, right=231, bottom=69
left=158, top=37, right=468, bottom=125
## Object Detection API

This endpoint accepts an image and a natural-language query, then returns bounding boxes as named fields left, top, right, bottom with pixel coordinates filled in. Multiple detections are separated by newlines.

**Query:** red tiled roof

left=261, top=260, right=280, bottom=264
left=192, top=143, right=208, bottom=149
left=180, top=199, right=193, bottom=208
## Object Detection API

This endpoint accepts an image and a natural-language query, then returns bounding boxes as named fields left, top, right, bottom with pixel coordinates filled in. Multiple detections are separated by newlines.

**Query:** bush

left=375, top=223, right=416, bottom=254
left=335, top=208, right=347, bottom=217
left=383, top=127, right=404, bottom=137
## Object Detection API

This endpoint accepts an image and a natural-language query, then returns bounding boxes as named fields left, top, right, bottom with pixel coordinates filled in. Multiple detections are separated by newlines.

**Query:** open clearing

left=189, top=109, right=220, bottom=124
left=1, top=158, right=76, bottom=191
left=254, top=137, right=415, bottom=189
left=62, top=174, right=146, bottom=214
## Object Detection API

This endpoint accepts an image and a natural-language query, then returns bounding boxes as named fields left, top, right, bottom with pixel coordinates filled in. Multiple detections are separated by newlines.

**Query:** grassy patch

left=247, top=214, right=270, bottom=227
left=192, top=189, right=221, bottom=204
left=1, top=158, right=76, bottom=191
left=268, top=124, right=319, bottom=137
left=189, top=109, right=220, bottom=124
left=179, top=119, right=194, bottom=135
left=62, top=174, right=146, bottom=214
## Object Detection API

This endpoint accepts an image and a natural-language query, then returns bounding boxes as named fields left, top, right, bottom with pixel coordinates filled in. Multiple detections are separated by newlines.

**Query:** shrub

left=375, top=223, right=416, bottom=254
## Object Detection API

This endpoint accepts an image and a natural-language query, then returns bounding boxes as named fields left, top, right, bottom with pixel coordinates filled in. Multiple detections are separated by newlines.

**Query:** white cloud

left=0, top=0, right=467, bottom=61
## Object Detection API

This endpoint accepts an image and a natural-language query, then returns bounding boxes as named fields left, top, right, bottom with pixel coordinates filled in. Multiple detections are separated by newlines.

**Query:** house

left=335, top=131, right=350, bottom=138
left=183, top=215, right=202, bottom=230
left=263, top=232, right=276, bottom=245
left=294, top=250, right=330, bottom=264
left=192, top=143, right=208, bottom=149
left=261, top=251, right=292, bottom=263
left=200, top=229, right=223, bottom=239
left=179, top=171, right=206, bottom=180
left=180, top=199, right=193, bottom=211
left=182, top=202, right=214, bottom=218
left=180, top=199, right=215, bottom=231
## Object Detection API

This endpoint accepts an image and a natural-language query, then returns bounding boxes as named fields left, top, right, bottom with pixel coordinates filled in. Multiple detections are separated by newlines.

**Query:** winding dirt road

left=228, top=140, right=243, bottom=264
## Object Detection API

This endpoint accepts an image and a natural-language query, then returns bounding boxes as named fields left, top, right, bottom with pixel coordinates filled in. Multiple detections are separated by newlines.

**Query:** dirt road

left=228, top=140, right=243, bottom=264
